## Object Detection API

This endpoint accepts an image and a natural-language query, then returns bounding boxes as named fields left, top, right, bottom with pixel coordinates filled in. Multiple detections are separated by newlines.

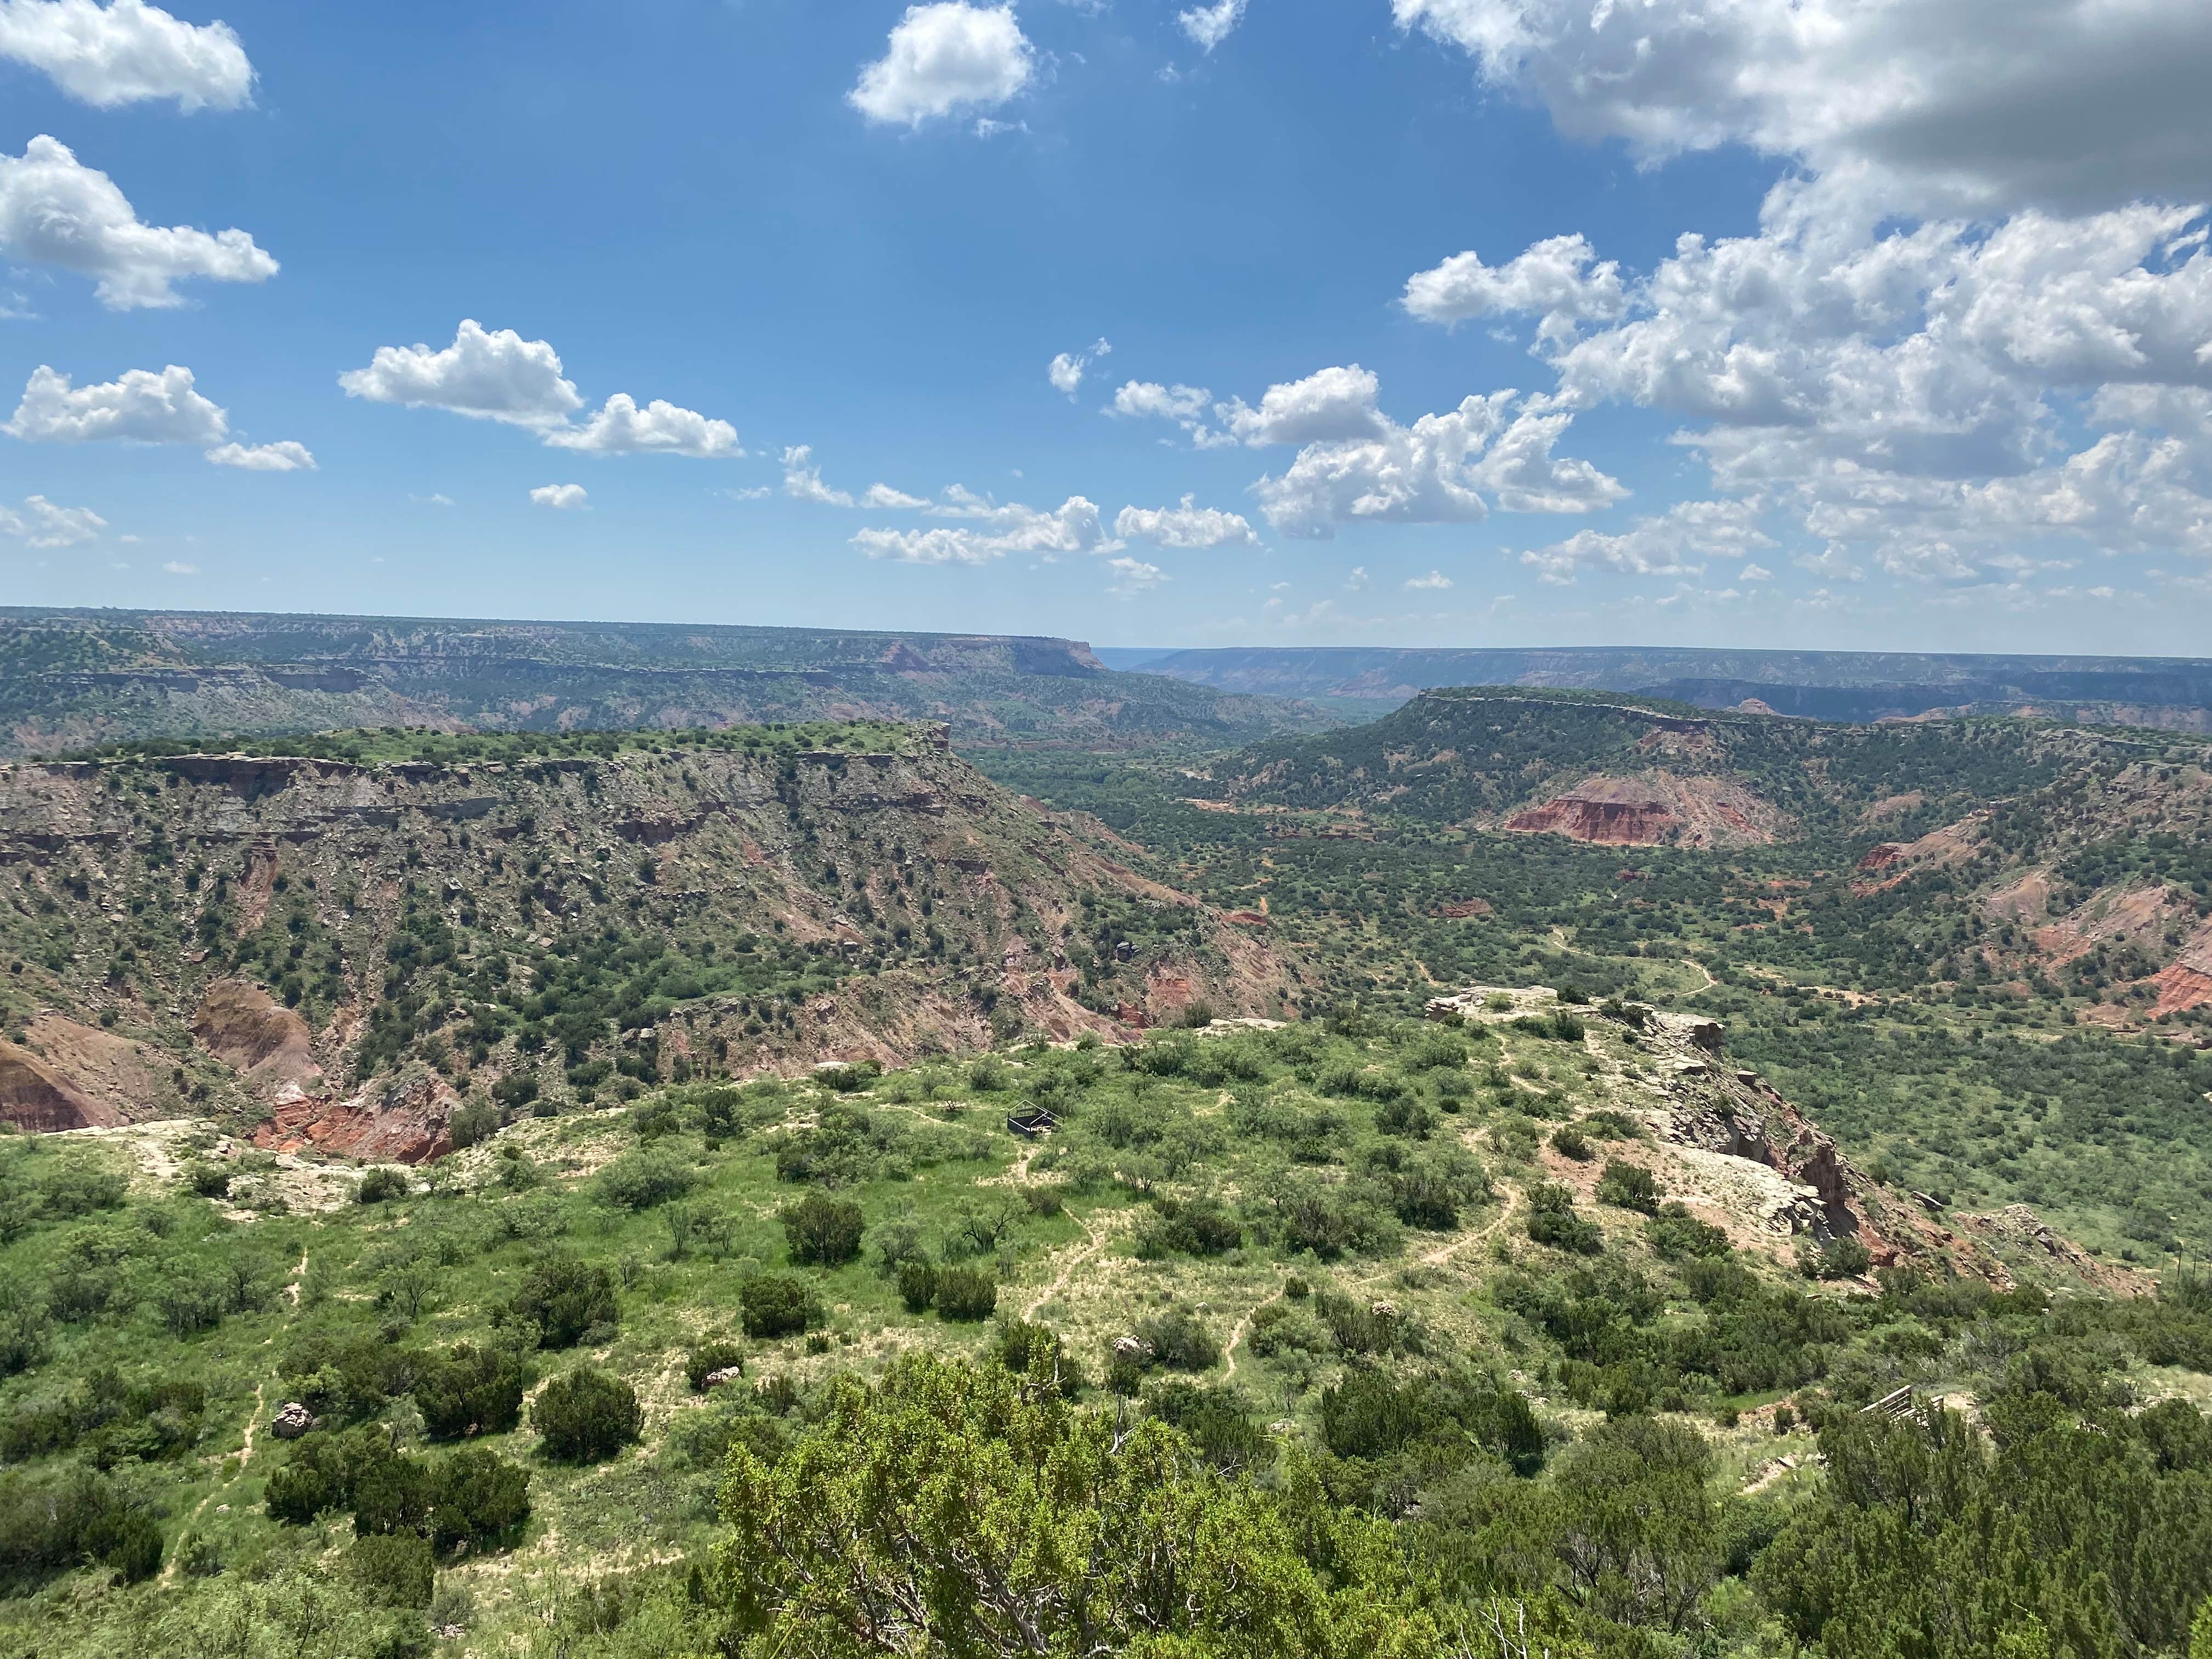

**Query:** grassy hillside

left=1201, top=688, right=2134, bottom=836
left=0, top=610, right=1333, bottom=759
left=2, top=1008, right=2204, bottom=1657
left=980, top=696, right=2212, bottom=1258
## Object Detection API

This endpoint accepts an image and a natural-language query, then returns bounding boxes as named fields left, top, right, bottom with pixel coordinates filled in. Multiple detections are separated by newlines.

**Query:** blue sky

left=3, top=0, right=2211, bottom=653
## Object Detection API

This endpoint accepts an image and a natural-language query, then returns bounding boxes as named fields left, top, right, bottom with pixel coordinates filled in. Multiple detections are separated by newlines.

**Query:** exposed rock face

left=20, top=1014, right=172, bottom=1121
left=270, top=1402, right=313, bottom=1440
left=193, top=980, right=325, bottom=1096
left=1954, top=1205, right=2149, bottom=1296
left=1504, top=771, right=1786, bottom=849
left=1637, top=1010, right=2015, bottom=1285
left=0, top=734, right=1294, bottom=1154
left=0, top=1037, right=123, bottom=1131
left=2149, top=963, right=2212, bottom=1017
left=252, top=1069, right=457, bottom=1165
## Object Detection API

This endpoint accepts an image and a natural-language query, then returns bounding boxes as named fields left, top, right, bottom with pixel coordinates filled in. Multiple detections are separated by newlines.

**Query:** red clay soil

left=192, top=980, right=326, bottom=1096
left=2148, top=964, right=2212, bottom=1018
left=0, top=1038, right=124, bottom=1131
left=252, top=1070, right=458, bottom=1165
left=1505, top=771, right=1784, bottom=849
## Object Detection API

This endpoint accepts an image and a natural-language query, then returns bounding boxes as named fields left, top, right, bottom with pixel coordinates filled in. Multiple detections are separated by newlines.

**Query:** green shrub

left=414, top=1344, right=531, bottom=1440
left=426, top=1447, right=531, bottom=1550
left=1262, top=1173, right=1402, bottom=1259
left=594, top=1147, right=698, bottom=1211
left=1135, top=1306, right=1219, bottom=1371
left=1526, top=1183, right=1602, bottom=1254
left=447, top=1102, right=500, bottom=1150
left=781, top=1192, right=865, bottom=1266
left=492, top=1074, right=539, bottom=1110
left=350, top=1446, right=430, bottom=1537
left=1799, top=1234, right=1875, bottom=1280
left=1146, top=1381, right=1266, bottom=1474
left=1313, top=1288, right=1416, bottom=1356
left=1375, top=1094, right=1438, bottom=1139
left=933, top=1266, right=998, bottom=1323
left=0, top=1464, right=161, bottom=1589
left=991, top=1320, right=1079, bottom=1393
left=265, top=1433, right=358, bottom=1525
left=896, top=1260, right=938, bottom=1313
left=740, top=1274, right=823, bottom=1339
left=185, top=1161, right=232, bottom=1198
left=533, top=1369, right=641, bottom=1464
left=686, top=1341, right=746, bottom=1392
left=1134, top=1195, right=1243, bottom=1259
left=506, top=1257, right=618, bottom=1349
left=349, top=1531, right=434, bottom=1608
left=1549, top=1125, right=1593, bottom=1161
left=1596, top=1160, right=1661, bottom=1215
left=1648, top=1203, right=1733, bottom=1260
left=37, top=1163, right=127, bottom=1217
left=357, top=1167, right=409, bottom=1204
left=1320, top=1368, right=1544, bottom=1477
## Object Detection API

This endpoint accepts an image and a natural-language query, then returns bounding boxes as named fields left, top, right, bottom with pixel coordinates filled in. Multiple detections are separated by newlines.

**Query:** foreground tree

left=712, top=1350, right=1436, bottom=1659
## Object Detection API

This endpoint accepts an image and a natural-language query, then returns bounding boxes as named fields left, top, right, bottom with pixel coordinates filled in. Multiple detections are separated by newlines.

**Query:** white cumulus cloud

left=1393, top=0, right=2212, bottom=217
left=1243, top=375, right=1621, bottom=538
left=781, top=444, right=929, bottom=507
left=850, top=2, right=1032, bottom=128
left=0, top=0, right=252, bottom=110
left=529, top=484, right=588, bottom=510
left=0, top=493, right=103, bottom=546
left=1402, top=233, right=1627, bottom=346
left=853, top=494, right=1111, bottom=564
left=340, top=319, right=582, bottom=428
left=1468, top=407, right=1630, bottom=514
left=206, top=439, right=313, bottom=471
left=543, top=393, right=740, bottom=458
left=0, top=135, right=274, bottom=308
left=1177, top=0, right=1245, bottom=53
left=1048, top=338, right=1110, bottom=397
left=1114, top=494, right=1261, bottom=548
left=1218, top=364, right=1387, bottom=446
left=1109, top=380, right=1211, bottom=424
left=1405, top=569, right=1454, bottom=589
left=5, top=363, right=227, bottom=444
left=1519, top=499, right=1774, bottom=584
left=1104, top=555, right=1167, bottom=594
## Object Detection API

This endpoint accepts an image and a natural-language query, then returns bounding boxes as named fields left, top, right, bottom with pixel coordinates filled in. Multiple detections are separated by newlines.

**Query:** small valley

left=0, top=686, right=2207, bottom=1659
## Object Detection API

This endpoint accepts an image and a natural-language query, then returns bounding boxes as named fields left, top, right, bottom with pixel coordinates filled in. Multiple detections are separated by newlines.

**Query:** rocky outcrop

left=1640, top=1011, right=2012, bottom=1284
left=252, top=1069, right=456, bottom=1165
left=1954, top=1205, right=2150, bottom=1296
left=0, top=1037, right=123, bottom=1131
left=1504, top=771, right=1786, bottom=849
left=193, top=980, right=325, bottom=1096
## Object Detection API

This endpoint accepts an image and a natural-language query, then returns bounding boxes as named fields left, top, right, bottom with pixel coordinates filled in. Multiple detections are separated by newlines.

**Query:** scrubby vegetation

left=1, top=1012, right=2207, bottom=1655
left=4, top=694, right=2212, bottom=1654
